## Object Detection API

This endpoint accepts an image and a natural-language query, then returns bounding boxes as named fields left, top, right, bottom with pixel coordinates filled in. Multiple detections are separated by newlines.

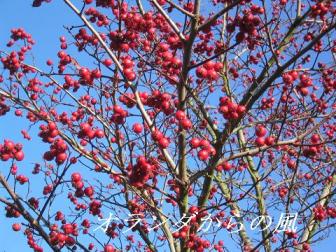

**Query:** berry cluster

left=5, top=205, right=21, bottom=218
left=218, top=96, right=246, bottom=120
left=43, top=138, right=68, bottom=165
left=43, top=184, right=53, bottom=195
left=78, top=122, right=105, bottom=140
left=313, top=205, right=328, bottom=222
left=66, top=191, right=87, bottom=211
left=302, top=133, right=322, bottom=158
left=109, top=30, right=135, bottom=52
left=24, top=229, right=43, bottom=252
left=146, top=90, right=174, bottom=115
left=327, top=206, right=336, bottom=219
left=1, top=51, right=21, bottom=74
left=196, top=61, right=223, bottom=81
left=194, top=29, right=216, bottom=56
left=261, top=97, right=275, bottom=109
left=71, top=172, right=84, bottom=191
left=7, top=28, right=34, bottom=50
left=216, top=161, right=232, bottom=172
left=151, top=129, right=170, bottom=149
left=110, top=105, right=128, bottom=125
left=121, top=56, right=136, bottom=81
left=167, top=179, right=193, bottom=198
left=119, top=90, right=175, bottom=115
left=63, top=74, right=80, bottom=92
left=0, top=140, right=24, bottom=161
left=254, top=125, right=275, bottom=147
left=74, top=28, right=100, bottom=51
left=189, top=138, right=215, bottom=161
left=28, top=197, right=39, bottom=209
left=85, top=7, right=109, bottom=26
left=16, top=174, right=29, bottom=185
left=38, top=122, right=59, bottom=143
left=27, top=78, right=44, bottom=101
left=79, top=67, right=101, bottom=86
left=297, top=73, right=313, bottom=96
left=228, top=7, right=263, bottom=48
left=59, top=36, right=67, bottom=50
left=96, top=0, right=115, bottom=8
left=282, top=71, right=298, bottom=87
left=278, top=187, right=288, bottom=198
left=311, top=2, right=331, bottom=19
left=321, top=66, right=336, bottom=93
left=155, top=43, right=182, bottom=84
left=0, top=96, right=10, bottom=116
left=124, top=12, right=149, bottom=33
left=89, top=199, right=102, bottom=216
left=57, top=50, right=72, bottom=73
left=175, top=110, right=192, bottom=130
left=119, top=93, right=137, bottom=108
left=49, top=229, right=76, bottom=248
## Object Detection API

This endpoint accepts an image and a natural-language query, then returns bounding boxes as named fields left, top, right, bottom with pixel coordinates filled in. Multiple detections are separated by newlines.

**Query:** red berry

left=103, top=58, right=113, bottom=66
left=223, top=162, right=232, bottom=171
left=255, top=137, right=265, bottom=146
left=80, top=123, right=91, bottom=134
left=175, top=110, right=186, bottom=120
left=198, top=149, right=209, bottom=161
left=71, top=172, right=82, bottom=182
left=84, top=186, right=94, bottom=197
left=196, top=67, right=207, bottom=78
left=104, top=245, right=115, bottom=252
left=12, top=223, right=21, bottom=231
left=265, top=136, right=275, bottom=146
left=124, top=69, right=136, bottom=81
left=14, top=151, right=24, bottom=161
left=56, top=152, right=67, bottom=164
left=95, top=129, right=105, bottom=138
left=132, top=123, right=143, bottom=134
left=158, top=138, right=169, bottom=148
left=62, top=223, right=73, bottom=234
left=255, top=125, right=267, bottom=137
left=190, top=138, right=200, bottom=148
left=15, top=109, right=22, bottom=116
left=181, top=119, right=192, bottom=130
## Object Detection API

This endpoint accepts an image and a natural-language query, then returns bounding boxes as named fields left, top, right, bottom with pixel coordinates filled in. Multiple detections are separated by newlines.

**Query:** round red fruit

left=103, top=58, right=113, bottom=67
left=255, top=137, right=265, bottom=146
left=255, top=125, right=267, bottom=137
left=71, top=172, right=82, bottom=182
left=198, top=149, right=209, bottom=161
left=56, top=152, right=67, bottom=164
left=104, top=245, right=115, bottom=252
left=158, top=138, right=169, bottom=148
left=14, top=151, right=24, bottom=161
left=132, top=123, right=143, bottom=134
left=84, top=186, right=94, bottom=197
left=95, top=129, right=105, bottom=138
left=189, top=138, right=200, bottom=148
left=175, top=110, right=186, bottom=120
left=12, top=223, right=21, bottom=231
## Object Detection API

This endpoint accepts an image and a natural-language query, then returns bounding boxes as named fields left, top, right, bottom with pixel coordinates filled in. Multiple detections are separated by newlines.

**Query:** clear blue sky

left=0, top=1, right=78, bottom=251
left=0, top=1, right=334, bottom=251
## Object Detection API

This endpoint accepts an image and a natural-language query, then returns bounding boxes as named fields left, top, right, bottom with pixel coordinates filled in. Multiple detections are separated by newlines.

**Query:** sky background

left=0, top=0, right=335, bottom=251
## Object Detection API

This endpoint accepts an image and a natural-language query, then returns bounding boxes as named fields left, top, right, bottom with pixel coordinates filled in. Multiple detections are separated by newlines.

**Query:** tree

left=0, top=0, right=335, bottom=251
